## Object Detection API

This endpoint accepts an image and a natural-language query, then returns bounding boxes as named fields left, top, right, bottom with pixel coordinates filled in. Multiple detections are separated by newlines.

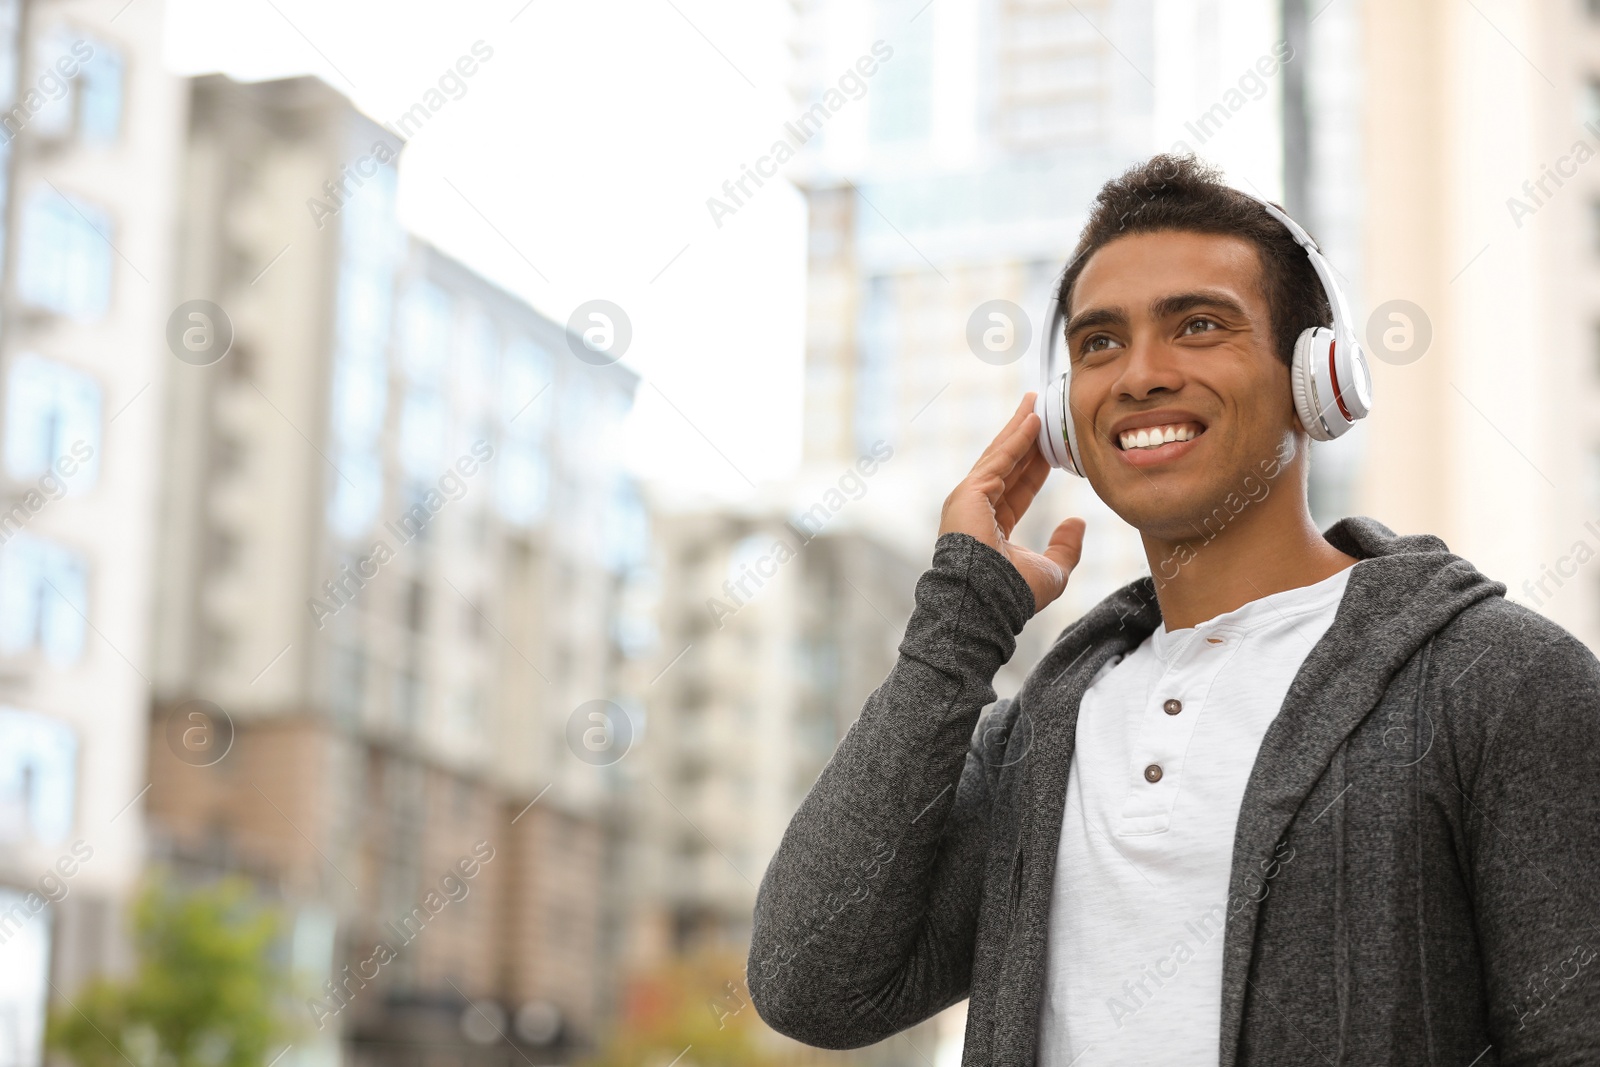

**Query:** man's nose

left=1115, top=332, right=1184, bottom=399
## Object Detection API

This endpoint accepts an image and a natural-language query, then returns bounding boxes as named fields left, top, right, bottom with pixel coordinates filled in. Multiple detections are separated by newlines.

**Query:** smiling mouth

left=1115, top=421, right=1206, bottom=451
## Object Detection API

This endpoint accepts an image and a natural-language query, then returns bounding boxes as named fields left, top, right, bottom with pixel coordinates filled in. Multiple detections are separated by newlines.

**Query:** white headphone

left=1033, top=189, right=1374, bottom=477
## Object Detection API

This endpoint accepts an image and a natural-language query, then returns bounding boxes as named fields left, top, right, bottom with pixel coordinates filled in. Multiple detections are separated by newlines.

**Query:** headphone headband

left=1243, top=193, right=1358, bottom=377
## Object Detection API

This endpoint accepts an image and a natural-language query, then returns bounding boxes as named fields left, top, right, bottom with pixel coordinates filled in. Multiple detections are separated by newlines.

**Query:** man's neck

left=1141, top=501, right=1359, bottom=633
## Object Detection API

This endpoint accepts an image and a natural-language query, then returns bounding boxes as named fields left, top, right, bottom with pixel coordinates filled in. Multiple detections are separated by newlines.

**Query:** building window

left=4, top=354, right=100, bottom=491
left=496, top=337, right=551, bottom=525
left=0, top=534, right=88, bottom=664
left=76, top=38, right=123, bottom=143
left=495, top=441, right=547, bottom=525
left=449, top=686, right=483, bottom=737
left=17, top=188, right=112, bottom=319
left=336, top=270, right=393, bottom=366
left=398, top=387, right=447, bottom=478
left=459, top=309, right=499, bottom=401
left=27, top=30, right=123, bottom=143
left=398, top=281, right=452, bottom=383
left=0, top=706, right=76, bottom=845
left=327, top=447, right=384, bottom=540
left=869, top=0, right=932, bottom=144
left=404, top=579, right=427, bottom=632
left=600, top=476, right=648, bottom=574
left=854, top=275, right=898, bottom=456
left=394, top=669, right=423, bottom=731
left=328, top=643, right=365, bottom=723
left=329, top=355, right=388, bottom=447
left=500, top=336, right=551, bottom=433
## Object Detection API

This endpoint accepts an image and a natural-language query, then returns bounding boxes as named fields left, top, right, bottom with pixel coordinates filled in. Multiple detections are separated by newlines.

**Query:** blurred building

left=620, top=486, right=936, bottom=1064
left=144, top=74, right=648, bottom=1066
left=1354, top=0, right=1600, bottom=654
left=0, top=0, right=184, bottom=1060
left=788, top=0, right=1150, bottom=697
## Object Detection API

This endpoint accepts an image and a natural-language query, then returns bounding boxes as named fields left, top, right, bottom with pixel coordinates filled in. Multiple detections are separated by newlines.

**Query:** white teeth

left=1118, top=423, right=1201, bottom=450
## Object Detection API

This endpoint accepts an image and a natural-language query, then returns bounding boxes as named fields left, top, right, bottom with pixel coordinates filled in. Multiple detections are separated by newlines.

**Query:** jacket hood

left=1068, top=514, right=1507, bottom=661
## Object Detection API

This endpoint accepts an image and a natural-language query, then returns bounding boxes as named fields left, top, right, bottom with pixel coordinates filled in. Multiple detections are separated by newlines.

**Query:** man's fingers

left=972, top=400, right=1042, bottom=490
left=995, top=444, right=1051, bottom=535
left=1042, top=516, right=1087, bottom=578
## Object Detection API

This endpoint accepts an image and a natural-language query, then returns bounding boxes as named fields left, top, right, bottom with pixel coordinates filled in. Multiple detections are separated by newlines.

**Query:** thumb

left=1042, top=516, right=1087, bottom=580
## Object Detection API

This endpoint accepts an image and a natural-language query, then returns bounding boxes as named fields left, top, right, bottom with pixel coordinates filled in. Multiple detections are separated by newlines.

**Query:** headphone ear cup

left=1034, top=385, right=1062, bottom=469
left=1334, top=340, right=1374, bottom=421
left=1291, top=327, right=1333, bottom=441
left=1036, top=373, right=1083, bottom=476
left=1055, top=375, right=1085, bottom=478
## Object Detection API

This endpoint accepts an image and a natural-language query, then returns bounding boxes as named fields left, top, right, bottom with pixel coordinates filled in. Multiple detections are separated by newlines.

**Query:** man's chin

left=1094, top=481, right=1245, bottom=545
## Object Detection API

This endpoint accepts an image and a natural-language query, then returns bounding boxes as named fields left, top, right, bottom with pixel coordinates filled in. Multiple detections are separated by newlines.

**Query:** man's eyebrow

left=1149, top=289, right=1250, bottom=321
left=1064, top=306, right=1127, bottom=340
left=1064, top=290, right=1249, bottom=344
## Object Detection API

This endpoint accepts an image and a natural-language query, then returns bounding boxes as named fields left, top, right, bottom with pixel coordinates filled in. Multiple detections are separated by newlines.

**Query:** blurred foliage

left=45, top=874, right=296, bottom=1067
left=578, top=948, right=790, bottom=1067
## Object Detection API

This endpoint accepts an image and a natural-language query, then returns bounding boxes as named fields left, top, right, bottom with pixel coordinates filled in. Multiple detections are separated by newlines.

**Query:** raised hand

left=937, top=392, right=1087, bottom=616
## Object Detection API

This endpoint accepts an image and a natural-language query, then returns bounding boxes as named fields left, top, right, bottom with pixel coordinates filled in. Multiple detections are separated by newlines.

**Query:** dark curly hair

left=1054, top=153, right=1331, bottom=369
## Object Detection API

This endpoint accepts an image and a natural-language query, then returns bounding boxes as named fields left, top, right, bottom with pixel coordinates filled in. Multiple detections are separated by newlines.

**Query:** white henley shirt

left=1035, top=563, right=1355, bottom=1066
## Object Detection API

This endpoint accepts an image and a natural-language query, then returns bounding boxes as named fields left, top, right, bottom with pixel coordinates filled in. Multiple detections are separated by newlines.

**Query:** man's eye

left=1082, top=335, right=1119, bottom=355
left=1182, top=317, right=1220, bottom=335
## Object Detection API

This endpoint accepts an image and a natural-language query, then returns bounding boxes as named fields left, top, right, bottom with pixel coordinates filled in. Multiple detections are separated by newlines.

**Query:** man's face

left=1064, top=229, right=1301, bottom=540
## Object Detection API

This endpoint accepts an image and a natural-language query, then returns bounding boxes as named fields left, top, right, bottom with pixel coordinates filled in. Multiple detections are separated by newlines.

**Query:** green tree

left=46, top=874, right=296, bottom=1067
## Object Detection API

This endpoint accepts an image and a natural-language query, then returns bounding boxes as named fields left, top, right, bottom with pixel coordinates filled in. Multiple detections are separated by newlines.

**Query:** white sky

left=164, top=0, right=806, bottom=506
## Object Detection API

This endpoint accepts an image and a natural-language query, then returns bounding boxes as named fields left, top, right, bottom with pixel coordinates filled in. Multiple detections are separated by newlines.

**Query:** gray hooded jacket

left=747, top=516, right=1600, bottom=1065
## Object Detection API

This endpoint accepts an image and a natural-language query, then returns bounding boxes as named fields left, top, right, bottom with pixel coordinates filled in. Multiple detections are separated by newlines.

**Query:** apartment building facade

left=622, top=488, right=934, bottom=1064
left=1355, top=0, right=1600, bottom=655
left=0, top=1, right=184, bottom=1063
left=144, top=74, right=649, bottom=1066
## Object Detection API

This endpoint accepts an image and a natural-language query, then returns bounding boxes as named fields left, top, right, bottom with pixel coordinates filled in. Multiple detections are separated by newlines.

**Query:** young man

left=747, top=154, right=1600, bottom=1065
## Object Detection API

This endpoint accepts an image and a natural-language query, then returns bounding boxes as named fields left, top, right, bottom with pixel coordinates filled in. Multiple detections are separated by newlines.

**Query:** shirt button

left=1163, top=698, right=1182, bottom=716
left=1144, top=764, right=1163, bottom=783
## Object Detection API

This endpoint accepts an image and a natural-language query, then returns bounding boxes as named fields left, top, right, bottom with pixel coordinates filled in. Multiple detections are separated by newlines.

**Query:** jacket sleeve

left=746, top=531, right=1036, bottom=1049
left=1470, top=628, right=1600, bottom=1065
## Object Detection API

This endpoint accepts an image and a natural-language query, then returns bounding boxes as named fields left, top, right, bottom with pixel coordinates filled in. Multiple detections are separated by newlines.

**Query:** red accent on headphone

left=1327, top=340, right=1352, bottom=422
